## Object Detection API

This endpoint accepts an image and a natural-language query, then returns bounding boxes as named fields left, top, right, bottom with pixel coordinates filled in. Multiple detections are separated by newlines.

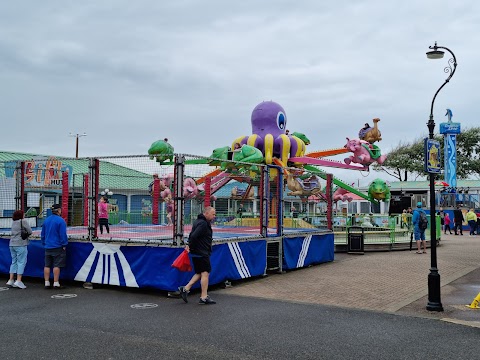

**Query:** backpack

left=417, top=210, right=428, bottom=230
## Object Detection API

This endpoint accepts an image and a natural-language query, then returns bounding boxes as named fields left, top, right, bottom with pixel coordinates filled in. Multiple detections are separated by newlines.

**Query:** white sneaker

left=6, top=279, right=14, bottom=286
left=13, top=280, right=26, bottom=289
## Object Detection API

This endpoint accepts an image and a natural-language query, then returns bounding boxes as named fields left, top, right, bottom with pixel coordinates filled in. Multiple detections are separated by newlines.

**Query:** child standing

left=98, top=196, right=110, bottom=234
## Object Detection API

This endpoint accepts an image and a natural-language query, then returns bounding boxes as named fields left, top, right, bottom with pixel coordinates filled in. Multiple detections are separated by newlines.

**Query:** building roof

left=385, top=180, right=480, bottom=191
left=0, top=151, right=152, bottom=191
left=343, top=192, right=366, bottom=201
left=214, top=181, right=255, bottom=197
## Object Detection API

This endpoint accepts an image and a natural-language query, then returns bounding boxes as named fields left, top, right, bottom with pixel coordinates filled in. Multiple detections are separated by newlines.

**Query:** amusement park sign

left=439, top=122, right=461, bottom=134
left=5, top=157, right=73, bottom=190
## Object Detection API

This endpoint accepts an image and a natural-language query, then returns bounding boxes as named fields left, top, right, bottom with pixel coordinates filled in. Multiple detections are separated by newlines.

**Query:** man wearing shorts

left=412, top=202, right=427, bottom=254
left=41, top=204, right=68, bottom=289
left=178, top=206, right=216, bottom=304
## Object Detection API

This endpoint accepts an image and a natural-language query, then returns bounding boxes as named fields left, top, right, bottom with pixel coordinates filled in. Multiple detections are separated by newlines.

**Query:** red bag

left=171, top=249, right=192, bottom=272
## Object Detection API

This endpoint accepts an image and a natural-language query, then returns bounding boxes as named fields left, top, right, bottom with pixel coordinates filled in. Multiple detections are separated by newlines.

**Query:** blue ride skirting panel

left=0, top=238, right=266, bottom=291
left=282, top=233, right=334, bottom=270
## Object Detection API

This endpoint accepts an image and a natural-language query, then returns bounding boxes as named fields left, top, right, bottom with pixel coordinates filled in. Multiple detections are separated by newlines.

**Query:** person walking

left=466, top=208, right=478, bottom=236
left=476, top=210, right=480, bottom=236
left=453, top=205, right=464, bottom=235
left=98, top=196, right=110, bottom=235
left=178, top=206, right=217, bottom=305
left=444, top=213, right=452, bottom=234
left=41, top=204, right=68, bottom=289
left=412, top=202, right=427, bottom=254
left=7, top=210, right=32, bottom=289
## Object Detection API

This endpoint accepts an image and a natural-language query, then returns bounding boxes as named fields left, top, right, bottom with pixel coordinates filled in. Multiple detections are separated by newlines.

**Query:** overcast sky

left=1, top=1, right=479, bottom=186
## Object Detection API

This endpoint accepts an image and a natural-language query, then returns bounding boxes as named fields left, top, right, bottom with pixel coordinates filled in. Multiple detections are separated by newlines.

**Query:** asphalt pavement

left=223, top=233, right=480, bottom=326
left=1, top=233, right=480, bottom=359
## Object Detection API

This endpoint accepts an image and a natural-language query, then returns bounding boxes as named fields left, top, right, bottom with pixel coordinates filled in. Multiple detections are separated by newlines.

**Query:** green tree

left=374, top=127, right=480, bottom=181
left=456, top=127, right=480, bottom=178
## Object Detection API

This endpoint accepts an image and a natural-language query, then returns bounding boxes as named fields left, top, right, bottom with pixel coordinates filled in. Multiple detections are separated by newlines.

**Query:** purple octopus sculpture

left=232, top=101, right=308, bottom=165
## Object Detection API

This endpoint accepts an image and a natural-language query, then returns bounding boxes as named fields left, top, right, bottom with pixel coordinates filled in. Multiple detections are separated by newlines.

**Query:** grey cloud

left=1, top=0, right=479, bottom=188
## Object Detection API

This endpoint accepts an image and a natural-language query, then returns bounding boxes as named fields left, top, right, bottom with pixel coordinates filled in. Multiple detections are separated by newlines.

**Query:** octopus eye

left=277, top=112, right=286, bottom=130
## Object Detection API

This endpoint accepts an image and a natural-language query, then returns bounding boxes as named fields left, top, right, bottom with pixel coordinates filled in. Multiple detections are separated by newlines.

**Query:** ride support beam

left=173, top=155, right=185, bottom=246
left=152, top=176, right=160, bottom=225
left=61, top=171, right=69, bottom=223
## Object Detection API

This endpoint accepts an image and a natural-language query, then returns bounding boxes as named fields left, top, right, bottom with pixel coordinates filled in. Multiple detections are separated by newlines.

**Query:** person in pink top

left=98, top=196, right=110, bottom=234
left=444, top=213, right=452, bottom=234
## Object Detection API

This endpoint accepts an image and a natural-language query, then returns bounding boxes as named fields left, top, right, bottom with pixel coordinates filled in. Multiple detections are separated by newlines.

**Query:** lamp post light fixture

left=425, top=42, right=457, bottom=312
left=69, top=132, right=87, bottom=158
left=101, top=188, right=113, bottom=198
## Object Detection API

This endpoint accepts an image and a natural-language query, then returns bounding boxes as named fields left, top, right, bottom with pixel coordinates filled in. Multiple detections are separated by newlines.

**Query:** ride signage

left=439, top=122, right=461, bottom=134
left=6, top=157, right=73, bottom=190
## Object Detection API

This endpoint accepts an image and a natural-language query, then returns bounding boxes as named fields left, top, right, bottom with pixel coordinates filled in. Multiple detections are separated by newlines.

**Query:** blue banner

left=282, top=234, right=334, bottom=270
left=424, top=138, right=441, bottom=174
left=444, top=134, right=457, bottom=189
left=0, top=238, right=268, bottom=291
left=1, top=235, right=334, bottom=290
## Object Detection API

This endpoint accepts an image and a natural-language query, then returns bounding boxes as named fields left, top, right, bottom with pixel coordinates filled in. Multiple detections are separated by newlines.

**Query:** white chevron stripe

left=74, top=249, right=97, bottom=281
left=117, top=251, right=139, bottom=287
left=228, top=242, right=251, bottom=278
left=236, top=243, right=251, bottom=278
left=297, top=235, right=312, bottom=268
left=109, top=254, right=120, bottom=285
left=235, top=243, right=251, bottom=278
left=73, top=243, right=137, bottom=287
left=92, top=253, right=104, bottom=283
left=228, top=243, right=246, bottom=278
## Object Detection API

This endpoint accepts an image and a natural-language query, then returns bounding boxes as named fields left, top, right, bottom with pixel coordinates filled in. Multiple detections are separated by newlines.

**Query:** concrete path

left=220, top=233, right=480, bottom=326
left=2, top=234, right=480, bottom=359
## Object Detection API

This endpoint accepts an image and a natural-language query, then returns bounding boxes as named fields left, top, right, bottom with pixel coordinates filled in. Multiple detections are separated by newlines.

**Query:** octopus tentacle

left=247, top=134, right=263, bottom=155
left=276, top=134, right=291, bottom=165
left=264, top=134, right=274, bottom=164
left=291, top=135, right=305, bottom=157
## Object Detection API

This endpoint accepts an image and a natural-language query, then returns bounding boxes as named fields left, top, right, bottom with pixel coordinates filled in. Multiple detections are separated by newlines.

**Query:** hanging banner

left=424, top=138, right=441, bottom=174
left=443, top=133, right=457, bottom=190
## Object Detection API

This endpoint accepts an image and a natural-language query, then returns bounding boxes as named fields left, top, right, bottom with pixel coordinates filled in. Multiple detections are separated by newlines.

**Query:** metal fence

left=0, top=154, right=335, bottom=245
left=331, top=213, right=440, bottom=246
left=1, top=153, right=446, bottom=248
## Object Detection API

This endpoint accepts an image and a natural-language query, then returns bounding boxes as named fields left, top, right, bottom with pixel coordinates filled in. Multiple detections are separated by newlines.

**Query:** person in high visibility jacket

left=466, top=209, right=478, bottom=236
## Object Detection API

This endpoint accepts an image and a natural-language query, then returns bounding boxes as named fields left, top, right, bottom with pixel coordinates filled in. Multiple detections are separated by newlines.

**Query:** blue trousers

left=468, top=220, right=477, bottom=235
left=9, top=246, right=28, bottom=275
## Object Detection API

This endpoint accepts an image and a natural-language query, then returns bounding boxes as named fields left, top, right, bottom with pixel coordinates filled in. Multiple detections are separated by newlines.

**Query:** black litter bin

left=347, top=226, right=364, bottom=254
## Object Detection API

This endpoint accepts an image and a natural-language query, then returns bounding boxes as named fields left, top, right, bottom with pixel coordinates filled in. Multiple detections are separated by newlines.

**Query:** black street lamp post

left=425, top=42, right=457, bottom=312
